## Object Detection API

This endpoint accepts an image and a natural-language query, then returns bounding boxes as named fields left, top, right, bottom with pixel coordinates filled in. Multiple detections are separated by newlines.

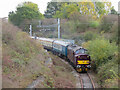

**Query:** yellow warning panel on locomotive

left=77, top=60, right=89, bottom=64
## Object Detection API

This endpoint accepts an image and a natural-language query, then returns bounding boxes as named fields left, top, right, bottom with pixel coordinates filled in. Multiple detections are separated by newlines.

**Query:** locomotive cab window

left=75, top=48, right=86, bottom=54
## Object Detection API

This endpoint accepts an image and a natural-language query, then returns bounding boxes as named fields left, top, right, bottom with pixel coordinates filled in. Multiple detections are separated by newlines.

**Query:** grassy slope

left=2, top=20, right=76, bottom=88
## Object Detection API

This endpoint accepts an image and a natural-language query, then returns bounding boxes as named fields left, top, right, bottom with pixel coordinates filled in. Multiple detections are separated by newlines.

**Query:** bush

left=109, top=22, right=118, bottom=44
left=62, top=13, right=90, bottom=34
left=89, top=21, right=99, bottom=28
left=84, top=31, right=98, bottom=41
left=97, top=60, right=118, bottom=88
left=99, top=15, right=118, bottom=32
left=82, top=37, right=118, bottom=69
left=98, top=61, right=118, bottom=80
left=82, top=37, right=118, bottom=88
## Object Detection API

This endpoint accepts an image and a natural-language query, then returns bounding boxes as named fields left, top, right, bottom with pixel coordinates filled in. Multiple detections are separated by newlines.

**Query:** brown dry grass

left=49, top=52, right=76, bottom=88
left=2, top=20, right=76, bottom=88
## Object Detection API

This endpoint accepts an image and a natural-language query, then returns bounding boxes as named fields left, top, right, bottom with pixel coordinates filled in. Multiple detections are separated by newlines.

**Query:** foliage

left=97, top=60, right=118, bottom=88
left=61, top=12, right=90, bottom=35
left=82, top=37, right=117, bottom=69
left=84, top=31, right=98, bottom=41
left=2, top=21, right=76, bottom=88
left=89, top=21, right=100, bottom=28
left=54, top=3, right=79, bottom=19
left=2, top=21, right=43, bottom=69
left=79, top=2, right=112, bottom=20
left=99, top=15, right=118, bottom=32
left=98, top=60, right=118, bottom=80
left=8, top=2, right=43, bottom=32
left=77, top=2, right=97, bottom=20
left=44, top=1, right=63, bottom=18
left=82, top=37, right=118, bottom=88
left=22, top=2, right=39, bottom=11
left=110, top=7, right=118, bottom=15
left=95, top=2, right=112, bottom=20
left=109, top=21, right=118, bottom=44
left=52, top=1, right=112, bottom=20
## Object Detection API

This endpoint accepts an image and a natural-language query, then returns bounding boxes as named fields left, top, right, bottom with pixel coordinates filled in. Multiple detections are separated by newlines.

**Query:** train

left=31, top=36, right=91, bottom=72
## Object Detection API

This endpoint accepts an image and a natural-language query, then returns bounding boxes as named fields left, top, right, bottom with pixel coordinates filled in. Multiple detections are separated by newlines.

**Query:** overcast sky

left=0, top=0, right=119, bottom=18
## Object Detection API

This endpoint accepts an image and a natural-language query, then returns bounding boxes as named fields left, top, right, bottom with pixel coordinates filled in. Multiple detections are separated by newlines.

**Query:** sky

left=0, top=0, right=119, bottom=18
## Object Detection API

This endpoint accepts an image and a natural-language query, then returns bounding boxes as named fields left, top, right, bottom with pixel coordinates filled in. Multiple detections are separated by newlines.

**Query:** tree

left=53, top=3, right=79, bottom=19
left=95, top=2, right=112, bottom=20
left=111, top=7, right=117, bottom=14
left=44, top=1, right=63, bottom=18
left=52, top=1, right=112, bottom=20
left=9, top=2, right=43, bottom=32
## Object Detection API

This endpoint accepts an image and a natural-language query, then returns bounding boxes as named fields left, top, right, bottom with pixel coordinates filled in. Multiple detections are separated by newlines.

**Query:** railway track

left=79, top=72, right=95, bottom=89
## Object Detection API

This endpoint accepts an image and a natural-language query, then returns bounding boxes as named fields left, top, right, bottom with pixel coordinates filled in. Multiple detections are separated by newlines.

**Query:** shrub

left=98, top=61, right=118, bottom=80
left=84, top=31, right=98, bottom=41
left=99, top=15, right=118, bottom=32
left=97, top=60, right=118, bottom=88
left=62, top=13, right=90, bottom=34
left=109, top=22, right=118, bottom=44
left=82, top=37, right=118, bottom=88
left=89, top=21, right=99, bottom=28
left=82, top=37, right=118, bottom=70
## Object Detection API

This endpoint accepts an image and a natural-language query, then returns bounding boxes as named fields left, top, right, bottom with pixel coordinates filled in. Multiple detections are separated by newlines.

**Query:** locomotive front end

left=75, top=49, right=91, bottom=72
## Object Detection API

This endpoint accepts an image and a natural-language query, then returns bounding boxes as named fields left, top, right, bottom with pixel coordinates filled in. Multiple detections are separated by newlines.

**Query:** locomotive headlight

left=87, top=65, right=91, bottom=68
left=78, top=56, right=80, bottom=58
left=87, top=56, right=89, bottom=58
left=77, top=65, right=81, bottom=68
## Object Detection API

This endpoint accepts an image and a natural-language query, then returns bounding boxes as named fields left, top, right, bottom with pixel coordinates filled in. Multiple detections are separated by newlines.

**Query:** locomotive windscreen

left=75, top=48, right=87, bottom=54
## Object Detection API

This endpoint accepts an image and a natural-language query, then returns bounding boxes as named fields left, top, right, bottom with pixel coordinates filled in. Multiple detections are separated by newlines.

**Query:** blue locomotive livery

left=33, top=37, right=91, bottom=72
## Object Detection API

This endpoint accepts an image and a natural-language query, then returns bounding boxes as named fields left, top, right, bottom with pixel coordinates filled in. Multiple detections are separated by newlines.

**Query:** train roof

left=38, top=37, right=54, bottom=42
left=53, top=38, right=75, bottom=44
left=53, top=40, right=71, bottom=46
left=68, top=44, right=83, bottom=52
left=30, top=36, right=74, bottom=46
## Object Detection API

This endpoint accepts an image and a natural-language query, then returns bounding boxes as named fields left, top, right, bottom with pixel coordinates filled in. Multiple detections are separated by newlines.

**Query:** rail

left=79, top=72, right=95, bottom=90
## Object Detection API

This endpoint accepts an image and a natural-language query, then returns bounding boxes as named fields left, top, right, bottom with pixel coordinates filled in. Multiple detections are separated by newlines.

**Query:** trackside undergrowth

left=2, top=20, right=76, bottom=88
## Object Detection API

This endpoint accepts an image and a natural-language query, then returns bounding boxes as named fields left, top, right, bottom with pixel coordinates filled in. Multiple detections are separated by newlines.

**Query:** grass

left=2, top=20, right=76, bottom=88
left=49, top=52, right=76, bottom=88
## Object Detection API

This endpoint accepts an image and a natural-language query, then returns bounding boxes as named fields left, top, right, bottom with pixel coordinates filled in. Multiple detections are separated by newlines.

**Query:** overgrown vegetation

left=2, top=20, right=76, bottom=88
left=60, top=8, right=118, bottom=88
left=6, top=1, right=119, bottom=88
left=99, top=15, right=118, bottom=33
left=83, top=31, right=99, bottom=41
left=45, top=1, right=112, bottom=20
left=82, top=37, right=118, bottom=88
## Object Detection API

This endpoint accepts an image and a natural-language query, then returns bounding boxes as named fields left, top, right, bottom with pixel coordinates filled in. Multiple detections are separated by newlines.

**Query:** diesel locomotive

left=31, top=37, right=91, bottom=72
left=67, top=44, right=91, bottom=72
